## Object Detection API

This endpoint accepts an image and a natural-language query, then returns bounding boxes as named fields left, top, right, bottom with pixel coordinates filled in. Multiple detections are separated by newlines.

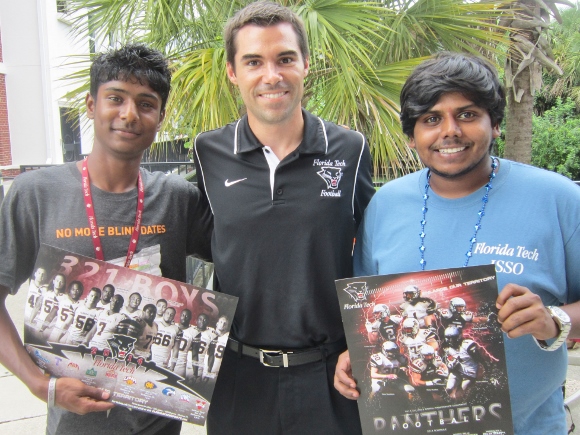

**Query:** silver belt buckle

left=259, top=349, right=291, bottom=368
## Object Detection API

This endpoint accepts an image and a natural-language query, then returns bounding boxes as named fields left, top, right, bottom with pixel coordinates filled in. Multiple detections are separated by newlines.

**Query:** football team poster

left=336, top=265, right=514, bottom=435
left=24, top=244, right=238, bottom=425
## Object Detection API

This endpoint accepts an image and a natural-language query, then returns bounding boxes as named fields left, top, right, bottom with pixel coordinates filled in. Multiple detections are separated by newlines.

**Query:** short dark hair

left=90, top=44, right=172, bottom=111
left=224, top=1, right=309, bottom=67
left=400, top=52, right=505, bottom=138
left=143, top=304, right=156, bottom=314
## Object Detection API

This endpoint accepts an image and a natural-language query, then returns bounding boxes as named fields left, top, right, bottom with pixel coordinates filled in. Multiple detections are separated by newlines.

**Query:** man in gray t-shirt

left=0, top=44, right=211, bottom=435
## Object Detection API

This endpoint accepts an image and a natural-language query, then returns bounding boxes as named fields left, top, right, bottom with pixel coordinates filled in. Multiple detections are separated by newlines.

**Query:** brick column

left=0, top=29, right=18, bottom=178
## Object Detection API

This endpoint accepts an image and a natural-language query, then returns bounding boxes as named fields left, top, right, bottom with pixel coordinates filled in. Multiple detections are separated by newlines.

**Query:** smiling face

left=129, top=293, right=142, bottom=309
left=409, top=92, right=500, bottom=189
left=227, top=23, right=308, bottom=129
left=86, top=79, right=165, bottom=160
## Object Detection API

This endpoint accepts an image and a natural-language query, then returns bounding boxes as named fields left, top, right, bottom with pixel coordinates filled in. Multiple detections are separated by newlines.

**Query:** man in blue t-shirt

left=334, top=52, right=580, bottom=435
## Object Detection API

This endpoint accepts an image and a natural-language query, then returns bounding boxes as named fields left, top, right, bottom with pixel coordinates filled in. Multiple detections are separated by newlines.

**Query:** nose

left=120, top=99, right=139, bottom=122
left=263, top=62, right=282, bottom=85
left=441, top=116, right=461, bottom=138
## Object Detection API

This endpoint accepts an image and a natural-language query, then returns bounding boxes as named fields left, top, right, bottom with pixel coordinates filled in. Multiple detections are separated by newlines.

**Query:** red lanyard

left=81, top=158, right=145, bottom=267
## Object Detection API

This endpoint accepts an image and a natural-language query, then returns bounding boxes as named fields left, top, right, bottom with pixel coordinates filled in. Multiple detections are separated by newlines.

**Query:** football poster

left=336, top=265, right=514, bottom=435
left=24, top=244, right=238, bottom=425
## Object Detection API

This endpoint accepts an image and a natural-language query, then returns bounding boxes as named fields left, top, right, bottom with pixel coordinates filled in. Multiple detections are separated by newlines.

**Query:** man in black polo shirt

left=194, top=1, right=374, bottom=433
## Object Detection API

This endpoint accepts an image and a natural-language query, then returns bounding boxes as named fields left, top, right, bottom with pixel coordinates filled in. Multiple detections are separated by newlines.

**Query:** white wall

left=0, top=0, right=91, bottom=166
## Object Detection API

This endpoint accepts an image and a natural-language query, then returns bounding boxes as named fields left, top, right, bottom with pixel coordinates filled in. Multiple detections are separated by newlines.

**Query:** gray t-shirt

left=0, top=163, right=212, bottom=434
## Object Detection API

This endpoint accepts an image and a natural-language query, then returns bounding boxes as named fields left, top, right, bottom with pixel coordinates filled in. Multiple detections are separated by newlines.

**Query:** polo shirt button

left=276, top=188, right=283, bottom=195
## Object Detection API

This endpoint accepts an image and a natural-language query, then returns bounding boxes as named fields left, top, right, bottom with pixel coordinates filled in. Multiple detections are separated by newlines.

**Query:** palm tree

left=65, top=0, right=511, bottom=178
left=501, top=0, right=573, bottom=163
left=539, top=3, right=580, bottom=114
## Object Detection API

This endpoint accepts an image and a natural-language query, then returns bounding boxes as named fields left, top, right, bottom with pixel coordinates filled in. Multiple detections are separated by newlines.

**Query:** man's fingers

left=334, top=351, right=359, bottom=399
left=55, top=378, right=114, bottom=415
left=496, top=283, right=530, bottom=310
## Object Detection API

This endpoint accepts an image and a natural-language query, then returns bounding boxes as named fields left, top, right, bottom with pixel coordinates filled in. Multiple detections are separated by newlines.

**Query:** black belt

left=227, top=338, right=346, bottom=368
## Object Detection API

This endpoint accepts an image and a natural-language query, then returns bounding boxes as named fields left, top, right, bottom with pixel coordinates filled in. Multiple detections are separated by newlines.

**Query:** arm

left=83, top=318, right=99, bottom=346
left=169, top=332, right=183, bottom=371
left=370, top=366, right=398, bottom=381
left=0, top=286, right=113, bottom=414
left=333, top=350, right=360, bottom=399
left=29, top=291, right=43, bottom=324
left=353, top=137, right=375, bottom=227
left=409, top=368, right=425, bottom=387
left=186, top=182, right=213, bottom=262
left=39, top=301, right=59, bottom=333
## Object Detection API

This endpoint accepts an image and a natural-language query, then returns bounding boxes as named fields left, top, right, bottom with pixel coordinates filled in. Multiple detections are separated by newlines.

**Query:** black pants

left=207, top=346, right=362, bottom=435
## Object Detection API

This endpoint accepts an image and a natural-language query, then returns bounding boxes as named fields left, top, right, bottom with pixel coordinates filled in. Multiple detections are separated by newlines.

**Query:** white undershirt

left=262, top=146, right=280, bottom=199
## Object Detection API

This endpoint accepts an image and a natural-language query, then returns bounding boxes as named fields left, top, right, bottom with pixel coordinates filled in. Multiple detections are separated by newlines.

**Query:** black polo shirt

left=194, top=109, right=374, bottom=349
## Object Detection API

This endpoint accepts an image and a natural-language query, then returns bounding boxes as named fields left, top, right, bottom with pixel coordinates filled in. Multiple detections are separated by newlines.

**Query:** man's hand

left=333, top=350, right=359, bottom=400
left=496, top=284, right=558, bottom=340
left=51, top=377, right=114, bottom=415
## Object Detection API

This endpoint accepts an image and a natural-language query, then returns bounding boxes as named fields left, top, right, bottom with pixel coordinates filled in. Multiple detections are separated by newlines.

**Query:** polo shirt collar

left=234, top=108, right=328, bottom=155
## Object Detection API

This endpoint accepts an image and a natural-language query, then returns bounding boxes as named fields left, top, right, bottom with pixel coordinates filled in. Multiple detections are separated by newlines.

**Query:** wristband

left=48, top=376, right=57, bottom=408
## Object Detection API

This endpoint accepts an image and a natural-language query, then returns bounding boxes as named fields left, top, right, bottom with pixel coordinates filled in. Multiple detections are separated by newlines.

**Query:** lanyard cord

left=81, top=157, right=145, bottom=267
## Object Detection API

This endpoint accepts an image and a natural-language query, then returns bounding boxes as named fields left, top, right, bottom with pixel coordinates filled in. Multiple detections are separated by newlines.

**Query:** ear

left=303, top=56, right=310, bottom=77
left=492, top=123, right=501, bottom=139
left=226, top=62, right=237, bottom=85
left=408, top=136, right=416, bottom=150
left=86, top=93, right=95, bottom=119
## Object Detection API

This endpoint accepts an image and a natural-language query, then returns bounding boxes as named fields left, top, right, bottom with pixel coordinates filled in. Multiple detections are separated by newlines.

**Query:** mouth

left=437, top=147, right=466, bottom=155
left=259, top=91, right=287, bottom=99
left=113, top=128, right=141, bottom=137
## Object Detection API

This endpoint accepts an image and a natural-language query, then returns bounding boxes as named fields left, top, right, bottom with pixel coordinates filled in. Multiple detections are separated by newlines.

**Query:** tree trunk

left=504, top=65, right=534, bottom=164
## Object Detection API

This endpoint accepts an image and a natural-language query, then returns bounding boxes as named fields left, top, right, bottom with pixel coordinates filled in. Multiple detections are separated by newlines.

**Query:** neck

left=247, top=111, right=304, bottom=161
left=428, top=156, right=497, bottom=199
left=78, top=149, right=143, bottom=193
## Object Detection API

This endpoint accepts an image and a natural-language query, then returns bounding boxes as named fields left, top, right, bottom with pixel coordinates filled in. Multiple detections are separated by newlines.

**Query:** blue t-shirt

left=354, top=159, right=580, bottom=435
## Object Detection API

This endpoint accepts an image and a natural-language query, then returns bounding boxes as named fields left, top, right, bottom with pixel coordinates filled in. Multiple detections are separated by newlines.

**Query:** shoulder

left=501, top=159, right=580, bottom=197
left=371, top=170, right=425, bottom=206
left=141, top=169, right=201, bottom=200
left=320, top=118, right=366, bottom=145
left=194, top=122, right=238, bottom=149
left=9, top=164, right=78, bottom=193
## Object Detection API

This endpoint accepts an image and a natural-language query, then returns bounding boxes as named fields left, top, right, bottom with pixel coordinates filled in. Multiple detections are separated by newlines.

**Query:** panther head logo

left=107, top=334, right=136, bottom=360
left=317, top=167, right=343, bottom=190
left=344, top=282, right=369, bottom=302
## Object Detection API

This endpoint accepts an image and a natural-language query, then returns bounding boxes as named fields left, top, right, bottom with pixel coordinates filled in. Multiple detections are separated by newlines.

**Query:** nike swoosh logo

left=224, top=178, right=247, bottom=187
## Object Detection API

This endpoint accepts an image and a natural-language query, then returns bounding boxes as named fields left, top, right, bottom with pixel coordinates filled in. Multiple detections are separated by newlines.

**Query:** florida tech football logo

left=107, top=334, right=136, bottom=360
left=317, top=167, right=343, bottom=190
left=344, top=282, right=369, bottom=302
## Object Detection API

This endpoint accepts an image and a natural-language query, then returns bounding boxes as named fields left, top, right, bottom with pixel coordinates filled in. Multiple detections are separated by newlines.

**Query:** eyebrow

left=240, top=50, right=299, bottom=61
left=426, top=103, right=480, bottom=115
left=103, top=86, right=160, bottom=101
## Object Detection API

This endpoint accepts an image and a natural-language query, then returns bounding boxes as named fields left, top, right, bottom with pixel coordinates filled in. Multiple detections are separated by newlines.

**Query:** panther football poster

left=336, top=265, right=513, bottom=435
left=24, top=244, right=238, bottom=425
